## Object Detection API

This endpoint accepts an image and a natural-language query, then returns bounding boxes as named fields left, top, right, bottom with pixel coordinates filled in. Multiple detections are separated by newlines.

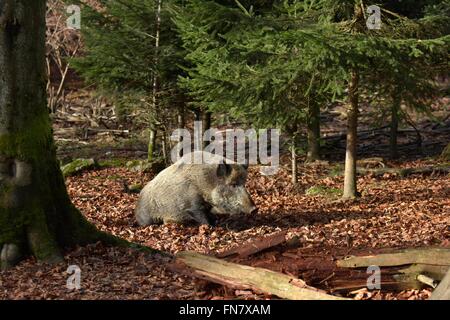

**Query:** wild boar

left=135, top=152, right=256, bottom=226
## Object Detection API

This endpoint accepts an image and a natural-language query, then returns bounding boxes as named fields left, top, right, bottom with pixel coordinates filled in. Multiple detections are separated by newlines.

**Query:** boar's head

left=210, top=163, right=257, bottom=215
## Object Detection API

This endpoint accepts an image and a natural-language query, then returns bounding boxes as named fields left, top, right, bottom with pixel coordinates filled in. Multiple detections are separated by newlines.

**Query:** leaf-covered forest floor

left=0, top=152, right=448, bottom=299
left=1, top=95, right=450, bottom=299
left=1, top=0, right=446, bottom=300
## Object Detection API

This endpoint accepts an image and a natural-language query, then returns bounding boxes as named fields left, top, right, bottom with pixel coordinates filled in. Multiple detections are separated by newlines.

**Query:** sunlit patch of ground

left=1, top=159, right=448, bottom=299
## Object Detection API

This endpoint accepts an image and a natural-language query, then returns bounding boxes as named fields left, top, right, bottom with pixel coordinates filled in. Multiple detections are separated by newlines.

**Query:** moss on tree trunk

left=0, top=0, right=126, bottom=269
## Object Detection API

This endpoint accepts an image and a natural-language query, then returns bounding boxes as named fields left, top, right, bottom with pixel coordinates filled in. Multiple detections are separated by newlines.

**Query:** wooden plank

left=430, top=267, right=450, bottom=300
left=398, top=264, right=449, bottom=281
left=175, top=251, right=347, bottom=300
left=337, top=248, right=450, bottom=268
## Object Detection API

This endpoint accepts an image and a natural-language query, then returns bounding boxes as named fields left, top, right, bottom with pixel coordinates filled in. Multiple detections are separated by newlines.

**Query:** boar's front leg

left=186, top=197, right=216, bottom=226
left=186, top=209, right=211, bottom=225
left=204, top=210, right=218, bottom=226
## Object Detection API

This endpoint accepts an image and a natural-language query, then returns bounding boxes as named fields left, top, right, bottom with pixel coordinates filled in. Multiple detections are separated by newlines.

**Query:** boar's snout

left=243, top=193, right=257, bottom=214
left=210, top=185, right=257, bottom=215
left=246, top=204, right=258, bottom=215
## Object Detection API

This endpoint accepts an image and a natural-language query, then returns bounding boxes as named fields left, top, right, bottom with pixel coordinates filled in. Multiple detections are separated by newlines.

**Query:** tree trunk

left=343, top=70, right=359, bottom=199
left=194, top=108, right=202, bottom=122
left=291, top=142, right=297, bottom=186
left=306, top=102, right=320, bottom=162
left=148, top=0, right=162, bottom=162
left=148, top=128, right=157, bottom=161
left=178, top=105, right=186, bottom=129
left=161, top=130, right=169, bottom=164
left=175, top=105, right=186, bottom=158
left=390, top=92, right=401, bottom=159
left=202, top=110, right=212, bottom=149
left=0, top=0, right=122, bottom=269
left=290, top=126, right=299, bottom=186
left=193, top=108, right=202, bottom=151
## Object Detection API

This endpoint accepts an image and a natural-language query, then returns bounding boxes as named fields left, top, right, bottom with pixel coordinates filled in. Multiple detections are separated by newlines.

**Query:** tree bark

left=0, top=0, right=123, bottom=269
left=306, top=102, right=320, bottom=162
left=390, top=92, right=401, bottom=159
left=343, top=70, right=359, bottom=199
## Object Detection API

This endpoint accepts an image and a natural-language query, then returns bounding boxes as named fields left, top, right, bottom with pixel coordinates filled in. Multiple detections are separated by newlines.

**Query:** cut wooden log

left=334, top=249, right=450, bottom=292
left=329, top=266, right=431, bottom=292
left=356, top=157, right=385, bottom=168
left=330, top=266, right=446, bottom=292
left=61, top=158, right=98, bottom=177
left=329, top=165, right=450, bottom=178
left=174, top=251, right=347, bottom=300
left=84, top=128, right=130, bottom=135
left=337, top=248, right=450, bottom=268
left=216, top=230, right=288, bottom=259
left=331, top=278, right=424, bottom=292
left=397, top=264, right=449, bottom=281
left=356, top=166, right=450, bottom=177
left=430, top=267, right=450, bottom=300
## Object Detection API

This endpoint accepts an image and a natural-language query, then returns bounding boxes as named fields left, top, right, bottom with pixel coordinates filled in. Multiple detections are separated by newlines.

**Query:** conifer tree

left=68, top=0, right=187, bottom=161
left=174, top=0, right=449, bottom=197
left=369, top=0, right=450, bottom=159
left=173, top=0, right=338, bottom=175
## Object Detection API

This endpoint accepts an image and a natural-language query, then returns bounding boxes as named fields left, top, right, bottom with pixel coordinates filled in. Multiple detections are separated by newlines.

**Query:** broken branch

left=216, top=230, right=287, bottom=259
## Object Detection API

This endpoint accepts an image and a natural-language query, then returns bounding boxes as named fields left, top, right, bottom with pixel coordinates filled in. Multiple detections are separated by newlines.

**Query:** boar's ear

left=217, top=163, right=232, bottom=177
